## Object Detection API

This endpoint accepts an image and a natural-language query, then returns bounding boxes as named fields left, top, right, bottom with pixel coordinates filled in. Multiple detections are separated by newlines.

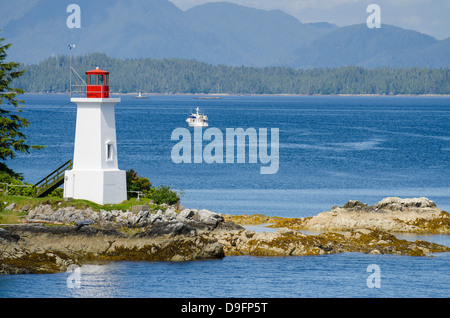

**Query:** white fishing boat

left=186, top=107, right=209, bottom=127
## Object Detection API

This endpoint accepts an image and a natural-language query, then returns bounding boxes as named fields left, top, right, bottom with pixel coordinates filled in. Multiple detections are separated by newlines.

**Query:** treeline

left=13, top=53, right=450, bottom=95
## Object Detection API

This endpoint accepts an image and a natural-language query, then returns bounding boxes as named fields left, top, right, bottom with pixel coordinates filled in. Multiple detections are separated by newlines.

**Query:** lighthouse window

left=98, top=75, right=105, bottom=85
left=87, top=74, right=96, bottom=85
left=106, top=143, right=113, bottom=161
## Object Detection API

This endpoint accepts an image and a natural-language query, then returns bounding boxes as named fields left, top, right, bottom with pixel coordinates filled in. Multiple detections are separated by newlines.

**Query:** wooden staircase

left=34, top=159, right=73, bottom=197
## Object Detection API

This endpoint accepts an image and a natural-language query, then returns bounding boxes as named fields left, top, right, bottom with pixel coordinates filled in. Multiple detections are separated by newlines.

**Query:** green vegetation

left=0, top=35, right=43, bottom=179
left=0, top=168, right=181, bottom=225
left=13, top=53, right=450, bottom=95
left=146, top=185, right=180, bottom=205
left=126, top=169, right=180, bottom=205
left=0, top=194, right=174, bottom=225
left=0, top=193, right=28, bottom=223
left=126, top=169, right=152, bottom=198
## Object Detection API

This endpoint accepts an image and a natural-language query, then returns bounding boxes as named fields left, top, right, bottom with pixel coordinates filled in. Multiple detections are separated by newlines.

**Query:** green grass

left=0, top=210, right=23, bottom=224
left=0, top=195, right=171, bottom=225
left=0, top=195, right=29, bottom=224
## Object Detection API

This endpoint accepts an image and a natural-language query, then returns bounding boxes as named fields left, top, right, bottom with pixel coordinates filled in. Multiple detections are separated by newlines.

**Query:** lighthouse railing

left=70, top=84, right=121, bottom=99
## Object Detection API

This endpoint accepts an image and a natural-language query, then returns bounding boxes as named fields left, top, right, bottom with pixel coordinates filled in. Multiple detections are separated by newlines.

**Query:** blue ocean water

left=1, top=94, right=449, bottom=298
left=1, top=253, right=449, bottom=298
left=8, top=94, right=450, bottom=216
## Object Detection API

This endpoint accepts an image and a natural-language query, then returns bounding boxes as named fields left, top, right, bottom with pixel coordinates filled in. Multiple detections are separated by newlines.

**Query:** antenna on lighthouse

left=69, top=44, right=75, bottom=97
left=68, top=44, right=86, bottom=98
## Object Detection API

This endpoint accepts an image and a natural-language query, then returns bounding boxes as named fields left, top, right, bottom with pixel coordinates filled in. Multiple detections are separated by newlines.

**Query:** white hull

left=188, top=121, right=209, bottom=127
left=186, top=107, right=209, bottom=127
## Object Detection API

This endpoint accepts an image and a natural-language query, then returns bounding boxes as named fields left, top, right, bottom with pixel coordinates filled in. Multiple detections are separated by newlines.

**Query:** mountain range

left=1, top=0, right=449, bottom=68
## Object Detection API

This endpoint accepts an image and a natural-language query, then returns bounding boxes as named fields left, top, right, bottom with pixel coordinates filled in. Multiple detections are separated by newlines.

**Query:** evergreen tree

left=0, top=33, right=43, bottom=178
left=12, top=53, right=450, bottom=95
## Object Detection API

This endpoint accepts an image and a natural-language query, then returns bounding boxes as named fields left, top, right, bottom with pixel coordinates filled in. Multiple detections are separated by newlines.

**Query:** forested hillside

left=13, top=53, right=450, bottom=95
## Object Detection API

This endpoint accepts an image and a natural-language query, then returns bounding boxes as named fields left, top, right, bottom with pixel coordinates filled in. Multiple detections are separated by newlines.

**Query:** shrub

left=49, top=188, right=64, bottom=198
left=0, top=172, right=35, bottom=196
left=126, top=169, right=152, bottom=198
left=7, top=185, right=35, bottom=196
left=146, top=185, right=180, bottom=205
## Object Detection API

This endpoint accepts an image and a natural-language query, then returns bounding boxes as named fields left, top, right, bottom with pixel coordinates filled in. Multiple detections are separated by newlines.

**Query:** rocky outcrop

left=0, top=223, right=227, bottom=274
left=0, top=203, right=243, bottom=274
left=212, top=227, right=449, bottom=257
left=224, top=197, right=450, bottom=234
left=1, top=197, right=450, bottom=275
left=26, top=197, right=449, bottom=235
left=2, top=221, right=448, bottom=275
left=299, top=197, right=450, bottom=233
left=25, top=204, right=240, bottom=232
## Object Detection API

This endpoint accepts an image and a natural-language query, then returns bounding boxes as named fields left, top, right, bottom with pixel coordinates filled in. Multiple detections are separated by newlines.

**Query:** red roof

left=85, top=67, right=109, bottom=75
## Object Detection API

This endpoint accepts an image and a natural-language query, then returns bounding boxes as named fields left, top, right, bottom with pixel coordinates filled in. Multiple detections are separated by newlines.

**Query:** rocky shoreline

left=1, top=197, right=449, bottom=275
left=223, top=197, right=450, bottom=234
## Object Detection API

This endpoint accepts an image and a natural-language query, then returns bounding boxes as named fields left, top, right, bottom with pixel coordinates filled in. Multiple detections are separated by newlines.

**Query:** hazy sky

left=170, top=0, right=450, bottom=39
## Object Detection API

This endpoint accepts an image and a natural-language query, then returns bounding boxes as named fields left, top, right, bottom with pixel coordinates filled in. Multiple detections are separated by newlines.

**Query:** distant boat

left=186, top=107, right=209, bottom=127
left=133, top=91, right=148, bottom=99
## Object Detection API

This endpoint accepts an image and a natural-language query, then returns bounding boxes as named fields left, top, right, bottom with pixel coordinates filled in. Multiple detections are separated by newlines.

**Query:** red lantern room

left=85, top=67, right=109, bottom=98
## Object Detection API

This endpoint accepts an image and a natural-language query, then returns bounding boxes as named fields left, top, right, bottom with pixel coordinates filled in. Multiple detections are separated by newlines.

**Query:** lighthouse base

left=63, top=169, right=127, bottom=205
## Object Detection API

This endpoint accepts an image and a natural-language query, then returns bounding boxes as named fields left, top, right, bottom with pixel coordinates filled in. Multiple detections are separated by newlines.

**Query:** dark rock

left=75, top=220, right=94, bottom=230
left=343, top=200, right=367, bottom=209
left=7, top=224, right=126, bottom=238
left=216, top=220, right=245, bottom=231
left=0, top=228, right=21, bottom=242
left=134, top=220, right=197, bottom=238
left=201, top=242, right=225, bottom=259
left=176, top=209, right=226, bottom=231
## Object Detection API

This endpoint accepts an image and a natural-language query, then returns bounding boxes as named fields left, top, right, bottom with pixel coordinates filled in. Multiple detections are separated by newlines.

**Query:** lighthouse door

left=64, top=173, right=75, bottom=199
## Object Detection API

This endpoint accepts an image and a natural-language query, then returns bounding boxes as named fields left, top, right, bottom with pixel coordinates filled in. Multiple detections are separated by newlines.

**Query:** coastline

left=21, top=92, right=450, bottom=97
left=1, top=196, right=449, bottom=275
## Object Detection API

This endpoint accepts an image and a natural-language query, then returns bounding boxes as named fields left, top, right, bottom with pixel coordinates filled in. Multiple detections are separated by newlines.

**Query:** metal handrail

left=70, top=84, right=121, bottom=98
left=0, top=183, right=34, bottom=195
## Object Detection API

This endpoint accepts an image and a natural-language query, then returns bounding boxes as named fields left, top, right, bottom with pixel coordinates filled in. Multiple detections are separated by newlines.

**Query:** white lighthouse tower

left=64, top=67, right=127, bottom=205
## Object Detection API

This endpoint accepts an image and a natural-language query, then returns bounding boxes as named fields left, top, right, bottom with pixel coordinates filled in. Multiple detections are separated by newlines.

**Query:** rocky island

left=224, top=197, right=450, bottom=234
left=1, top=197, right=449, bottom=274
